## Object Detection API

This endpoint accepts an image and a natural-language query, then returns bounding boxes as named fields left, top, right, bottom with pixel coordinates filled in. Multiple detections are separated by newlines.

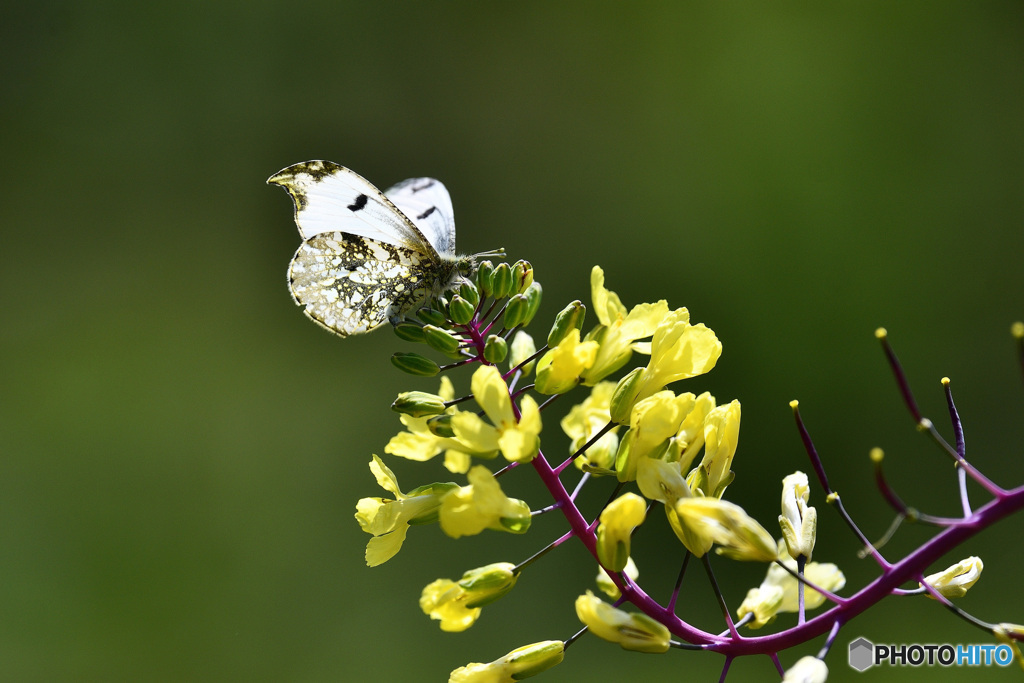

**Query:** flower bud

left=475, top=260, right=495, bottom=297
left=459, top=562, right=519, bottom=608
left=391, top=391, right=447, bottom=417
left=511, top=259, right=534, bottom=293
left=391, top=352, right=440, bottom=376
left=422, top=324, right=462, bottom=355
left=393, top=322, right=426, bottom=343
left=522, top=282, right=543, bottom=325
left=416, top=307, right=447, bottom=327
left=490, top=262, right=513, bottom=298
left=502, top=293, right=529, bottom=329
left=459, top=280, right=480, bottom=306
left=426, top=414, right=455, bottom=438
left=609, top=367, right=644, bottom=424
left=547, top=300, right=586, bottom=347
left=448, top=295, right=476, bottom=325
left=483, top=335, right=508, bottom=363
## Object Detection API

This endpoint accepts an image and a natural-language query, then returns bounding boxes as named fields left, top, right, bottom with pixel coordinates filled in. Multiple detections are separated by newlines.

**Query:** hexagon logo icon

left=848, top=637, right=874, bottom=672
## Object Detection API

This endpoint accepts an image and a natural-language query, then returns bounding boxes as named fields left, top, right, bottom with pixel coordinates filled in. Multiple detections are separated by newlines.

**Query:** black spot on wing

left=416, top=206, right=436, bottom=221
left=410, top=180, right=436, bottom=193
left=348, top=194, right=369, bottom=212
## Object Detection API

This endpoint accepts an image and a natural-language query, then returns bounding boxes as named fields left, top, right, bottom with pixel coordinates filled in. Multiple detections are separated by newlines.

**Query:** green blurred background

left=2, top=2, right=1022, bottom=681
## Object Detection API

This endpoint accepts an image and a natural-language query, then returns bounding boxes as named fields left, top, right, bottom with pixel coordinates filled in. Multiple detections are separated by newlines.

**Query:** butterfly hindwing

left=268, top=161, right=438, bottom=257
left=288, top=231, right=440, bottom=336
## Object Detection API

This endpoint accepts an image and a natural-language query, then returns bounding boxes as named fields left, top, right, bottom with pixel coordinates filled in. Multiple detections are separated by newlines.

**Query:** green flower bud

left=490, top=262, right=513, bottom=299
left=501, top=640, right=565, bottom=679
left=422, top=324, right=462, bottom=355
left=511, top=260, right=534, bottom=294
left=391, top=391, right=447, bottom=417
left=417, top=307, right=447, bottom=327
left=459, top=280, right=481, bottom=306
left=448, top=295, right=476, bottom=325
left=393, top=322, right=426, bottom=343
left=547, top=300, right=586, bottom=347
left=459, top=562, right=520, bottom=608
left=609, top=367, right=644, bottom=424
left=502, top=294, right=530, bottom=329
left=391, top=352, right=440, bottom=376
left=522, top=282, right=543, bottom=326
left=483, top=335, right=509, bottom=363
left=405, top=482, right=460, bottom=525
left=476, top=260, right=495, bottom=297
left=426, top=414, right=455, bottom=438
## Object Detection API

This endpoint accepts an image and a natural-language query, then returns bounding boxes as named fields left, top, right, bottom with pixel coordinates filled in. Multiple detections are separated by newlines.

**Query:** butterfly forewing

left=385, top=177, right=457, bottom=256
left=268, top=161, right=437, bottom=256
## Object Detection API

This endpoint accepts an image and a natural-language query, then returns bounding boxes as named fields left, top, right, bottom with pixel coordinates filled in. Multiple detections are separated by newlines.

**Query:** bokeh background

left=2, top=3, right=1022, bottom=681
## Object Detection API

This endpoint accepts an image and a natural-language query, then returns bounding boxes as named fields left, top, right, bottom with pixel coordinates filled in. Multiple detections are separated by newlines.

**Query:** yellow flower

left=561, top=381, right=620, bottom=472
left=581, top=266, right=669, bottom=385
left=421, top=578, right=482, bottom=632
left=420, top=562, right=519, bottom=632
left=993, top=624, right=1024, bottom=672
left=921, top=557, right=983, bottom=599
left=439, top=465, right=531, bottom=538
left=451, top=365, right=542, bottom=463
left=782, top=656, right=828, bottom=683
left=386, top=376, right=483, bottom=474
left=779, top=471, right=817, bottom=560
left=596, top=492, right=647, bottom=571
left=596, top=556, right=639, bottom=600
left=354, top=455, right=457, bottom=566
left=615, top=390, right=696, bottom=481
left=449, top=641, right=564, bottom=682
left=535, top=328, right=599, bottom=395
left=508, top=330, right=538, bottom=376
left=736, top=583, right=785, bottom=629
left=687, top=400, right=740, bottom=498
left=574, top=591, right=670, bottom=653
left=737, top=542, right=845, bottom=627
left=636, top=454, right=690, bottom=504
left=673, top=497, right=777, bottom=562
left=619, top=308, right=722, bottom=411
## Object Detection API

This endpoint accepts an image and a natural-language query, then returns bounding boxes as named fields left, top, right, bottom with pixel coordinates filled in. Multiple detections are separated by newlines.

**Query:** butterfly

left=268, top=161, right=500, bottom=336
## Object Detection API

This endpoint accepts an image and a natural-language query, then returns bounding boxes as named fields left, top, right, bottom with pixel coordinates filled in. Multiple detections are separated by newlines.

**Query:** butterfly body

left=269, top=161, right=476, bottom=336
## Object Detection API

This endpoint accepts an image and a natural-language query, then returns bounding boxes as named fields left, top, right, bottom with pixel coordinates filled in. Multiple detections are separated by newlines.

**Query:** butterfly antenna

left=473, top=247, right=506, bottom=260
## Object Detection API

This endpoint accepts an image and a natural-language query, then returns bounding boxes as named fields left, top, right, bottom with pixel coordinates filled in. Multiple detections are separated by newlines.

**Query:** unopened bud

left=448, top=296, right=475, bottom=325
left=393, top=322, right=426, bottom=343
left=483, top=335, right=508, bottom=363
left=422, top=325, right=462, bottom=355
left=391, top=391, right=447, bottom=417
left=547, top=300, right=586, bottom=347
left=391, top=352, right=440, bottom=376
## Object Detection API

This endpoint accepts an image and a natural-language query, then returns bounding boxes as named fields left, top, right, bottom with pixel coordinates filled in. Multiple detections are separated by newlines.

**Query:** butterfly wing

left=288, top=231, right=440, bottom=336
left=268, top=161, right=439, bottom=258
left=385, top=177, right=457, bottom=256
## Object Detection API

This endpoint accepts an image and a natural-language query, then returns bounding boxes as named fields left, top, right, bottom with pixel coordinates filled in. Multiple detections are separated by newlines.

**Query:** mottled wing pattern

left=288, top=231, right=438, bottom=336
left=385, top=177, right=457, bottom=256
left=267, top=161, right=438, bottom=257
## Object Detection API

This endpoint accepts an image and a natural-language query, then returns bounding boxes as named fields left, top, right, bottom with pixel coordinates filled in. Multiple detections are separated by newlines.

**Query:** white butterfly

left=268, top=161, right=498, bottom=336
